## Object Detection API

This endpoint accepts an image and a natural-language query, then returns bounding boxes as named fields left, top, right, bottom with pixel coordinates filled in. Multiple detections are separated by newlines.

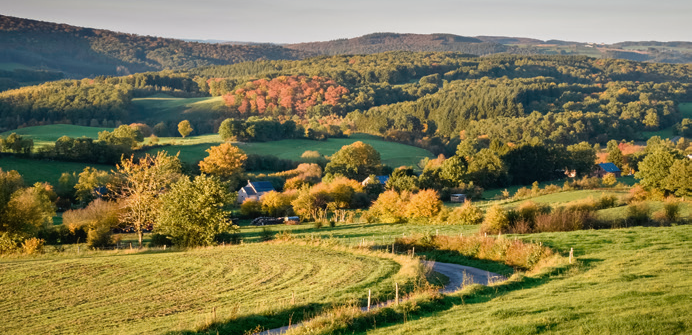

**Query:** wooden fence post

left=569, top=247, right=574, bottom=264
left=412, top=247, right=415, bottom=258
left=368, top=289, right=371, bottom=311
left=395, top=283, right=399, bottom=305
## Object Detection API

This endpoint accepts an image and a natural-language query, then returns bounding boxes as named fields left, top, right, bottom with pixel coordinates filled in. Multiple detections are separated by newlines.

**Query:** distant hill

left=0, top=15, right=311, bottom=79
left=285, top=32, right=537, bottom=56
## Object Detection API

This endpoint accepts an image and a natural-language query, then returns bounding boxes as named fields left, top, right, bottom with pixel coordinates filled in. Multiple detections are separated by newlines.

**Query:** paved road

left=256, top=261, right=506, bottom=335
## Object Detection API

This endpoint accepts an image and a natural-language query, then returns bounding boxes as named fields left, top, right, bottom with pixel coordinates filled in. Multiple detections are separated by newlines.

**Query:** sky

left=2, top=0, right=691, bottom=44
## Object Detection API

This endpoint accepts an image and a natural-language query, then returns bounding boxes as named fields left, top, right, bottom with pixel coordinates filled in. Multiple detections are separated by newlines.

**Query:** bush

left=601, top=173, right=617, bottom=186
left=448, top=200, right=483, bottom=225
left=240, top=199, right=264, bottom=218
left=516, top=201, right=551, bottom=225
left=626, top=203, right=651, bottom=226
left=150, top=233, right=173, bottom=247
left=596, top=194, right=619, bottom=209
left=87, top=226, right=116, bottom=249
left=404, top=189, right=443, bottom=223
left=663, top=200, right=681, bottom=223
left=21, top=237, right=45, bottom=254
left=0, top=233, right=19, bottom=254
left=533, top=209, right=596, bottom=232
left=481, top=205, right=509, bottom=234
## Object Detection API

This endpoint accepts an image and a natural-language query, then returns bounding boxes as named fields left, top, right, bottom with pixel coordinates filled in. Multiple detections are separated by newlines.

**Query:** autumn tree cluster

left=223, top=76, right=349, bottom=118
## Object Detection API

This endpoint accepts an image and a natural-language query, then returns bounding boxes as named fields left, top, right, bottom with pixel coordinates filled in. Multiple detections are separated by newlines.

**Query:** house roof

left=250, top=181, right=275, bottom=193
left=241, top=186, right=256, bottom=196
left=598, top=162, right=621, bottom=173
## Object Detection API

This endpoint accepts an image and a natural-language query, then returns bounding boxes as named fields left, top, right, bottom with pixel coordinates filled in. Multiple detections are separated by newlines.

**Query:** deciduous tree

left=157, top=175, right=235, bottom=247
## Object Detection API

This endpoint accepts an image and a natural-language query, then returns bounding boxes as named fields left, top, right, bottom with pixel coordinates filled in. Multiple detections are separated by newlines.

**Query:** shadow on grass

left=335, top=265, right=575, bottom=335
left=166, top=303, right=324, bottom=335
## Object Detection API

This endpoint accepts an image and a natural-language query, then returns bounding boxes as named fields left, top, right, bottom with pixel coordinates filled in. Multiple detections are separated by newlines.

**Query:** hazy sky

left=2, top=0, right=691, bottom=43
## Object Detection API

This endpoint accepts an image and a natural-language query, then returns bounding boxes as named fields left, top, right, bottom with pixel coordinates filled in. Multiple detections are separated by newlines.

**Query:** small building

left=361, top=175, right=390, bottom=186
left=450, top=194, right=467, bottom=203
left=593, top=163, right=621, bottom=178
left=237, top=180, right=275, bottom=204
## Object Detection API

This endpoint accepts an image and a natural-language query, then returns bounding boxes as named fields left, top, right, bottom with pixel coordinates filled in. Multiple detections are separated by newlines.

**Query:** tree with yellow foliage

left=405, top=189, right=443, bottom=223
left=199, top=143, right=247, bottom=188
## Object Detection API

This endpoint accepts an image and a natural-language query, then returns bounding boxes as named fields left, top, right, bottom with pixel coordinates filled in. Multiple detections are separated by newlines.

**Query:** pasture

left=0, top=156, right=112, bottom=185
left=0, top=124, right=113, bottom=148
left=0, top=243, right=410, bottom=335
left=146, top=133, right=435, bottom=169
left=131, top=94, right=226, bottom=122
left=349, top=224, right=692, bottom=334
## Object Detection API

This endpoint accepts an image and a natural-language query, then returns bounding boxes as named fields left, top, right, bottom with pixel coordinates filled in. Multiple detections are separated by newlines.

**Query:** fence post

left=412, top=247, right=415, bottom=258
left=569, top=247, right=574, bottom=264
left=392, top=242, right=395, bottom=254
left=395, top=283, right=399, bottom=305
left=368, top=289, right=371, bottom=311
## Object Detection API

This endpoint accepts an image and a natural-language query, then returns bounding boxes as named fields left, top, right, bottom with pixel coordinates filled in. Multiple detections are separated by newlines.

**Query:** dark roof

left=598, top=163, right=620, bottom=173
left=241, top=186, right=256, bottom=196
left=249, top=181, right=275, bottom=193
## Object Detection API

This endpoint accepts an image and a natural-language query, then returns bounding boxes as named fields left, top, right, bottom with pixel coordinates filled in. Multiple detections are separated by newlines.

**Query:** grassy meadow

left=131, top=94, right=226, bottom=122
left=146, top=133, right=435, bottom=168
left=341, top=225, right=692, bottom=335
left=0, top=243, right=410, bottom=335
left=0, top=156, right=112, bottom=185
left=0, top=124, right=113, bottom=148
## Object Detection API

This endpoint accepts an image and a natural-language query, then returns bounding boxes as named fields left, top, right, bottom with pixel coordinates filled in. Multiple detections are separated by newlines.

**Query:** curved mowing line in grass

left=0, top=244, right=401, bottom=335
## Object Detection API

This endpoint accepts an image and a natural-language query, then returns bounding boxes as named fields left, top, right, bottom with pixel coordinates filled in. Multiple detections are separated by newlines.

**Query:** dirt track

left=257, top=260, right=506, bottom=335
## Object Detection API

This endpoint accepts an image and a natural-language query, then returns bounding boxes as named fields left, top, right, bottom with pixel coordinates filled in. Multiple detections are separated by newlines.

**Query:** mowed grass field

left=147, top=133, right=435, bottom=169
left=0, top=124, right=113, bottom=148
left=0, top=243, right=404, bottom=335
left=359, top=225, right=692, bottom=334
left=0, top=156, right=112, bottom=185
left=132, top=94, right=226, bottom=121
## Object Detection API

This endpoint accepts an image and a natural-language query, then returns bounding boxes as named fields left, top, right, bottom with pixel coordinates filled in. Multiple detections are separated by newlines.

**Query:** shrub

left=240, top=199, right=263, bottom=218
left=663, top=200, right=681, bottom=223
left=369, top=190, right=408, bottom=223
left=533, top=209, right=596, bottom=232
left=601, top=173, right=617, bottom=186
left=596, top=194, right=618, bottom=209
left=150, top=233, right=173, bottom=247
left=626, top=185, right=650, bottom=203
left=87, top=226, right=115, bottom=249
left=481, top=204, right=509, bottom=234
left=405, top=189, right=443, bottom=223
left=516, top=201, right=551, bottom=226
left=626, top=203, right=651, bottom=226
left=564, top=197, right=598, bottom=212
left=62, top=199, right=121, bottom=248
left=448, top=200, right=483, bottom=225
left=0, top=233, right=19, bottom=254
left=21, top=237, right=45, bottom=255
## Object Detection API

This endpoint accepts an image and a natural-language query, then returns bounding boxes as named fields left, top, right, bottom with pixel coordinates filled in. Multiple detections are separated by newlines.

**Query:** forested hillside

left=0, top=15, right=310, bottom=80
left=284, top=33, right=536, bottom=56
left=3, top=52, right=692, bottom=154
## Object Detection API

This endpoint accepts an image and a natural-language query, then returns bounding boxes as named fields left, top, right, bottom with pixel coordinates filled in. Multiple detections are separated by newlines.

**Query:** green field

left=357, top=225, right=692, bottom=334
left=146, top=133, right=435, bottom=169
left=132, top=94, right=226, bottom=121
left=0, top=124, right=113, bottom=148
left=0, top=156, right=112, bottom=185
left=0, top=243, right=408, bottom=335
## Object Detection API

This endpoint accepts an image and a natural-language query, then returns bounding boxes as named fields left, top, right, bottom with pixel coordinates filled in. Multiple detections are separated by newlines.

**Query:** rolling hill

left=0, top=14, right=311, bottom=79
